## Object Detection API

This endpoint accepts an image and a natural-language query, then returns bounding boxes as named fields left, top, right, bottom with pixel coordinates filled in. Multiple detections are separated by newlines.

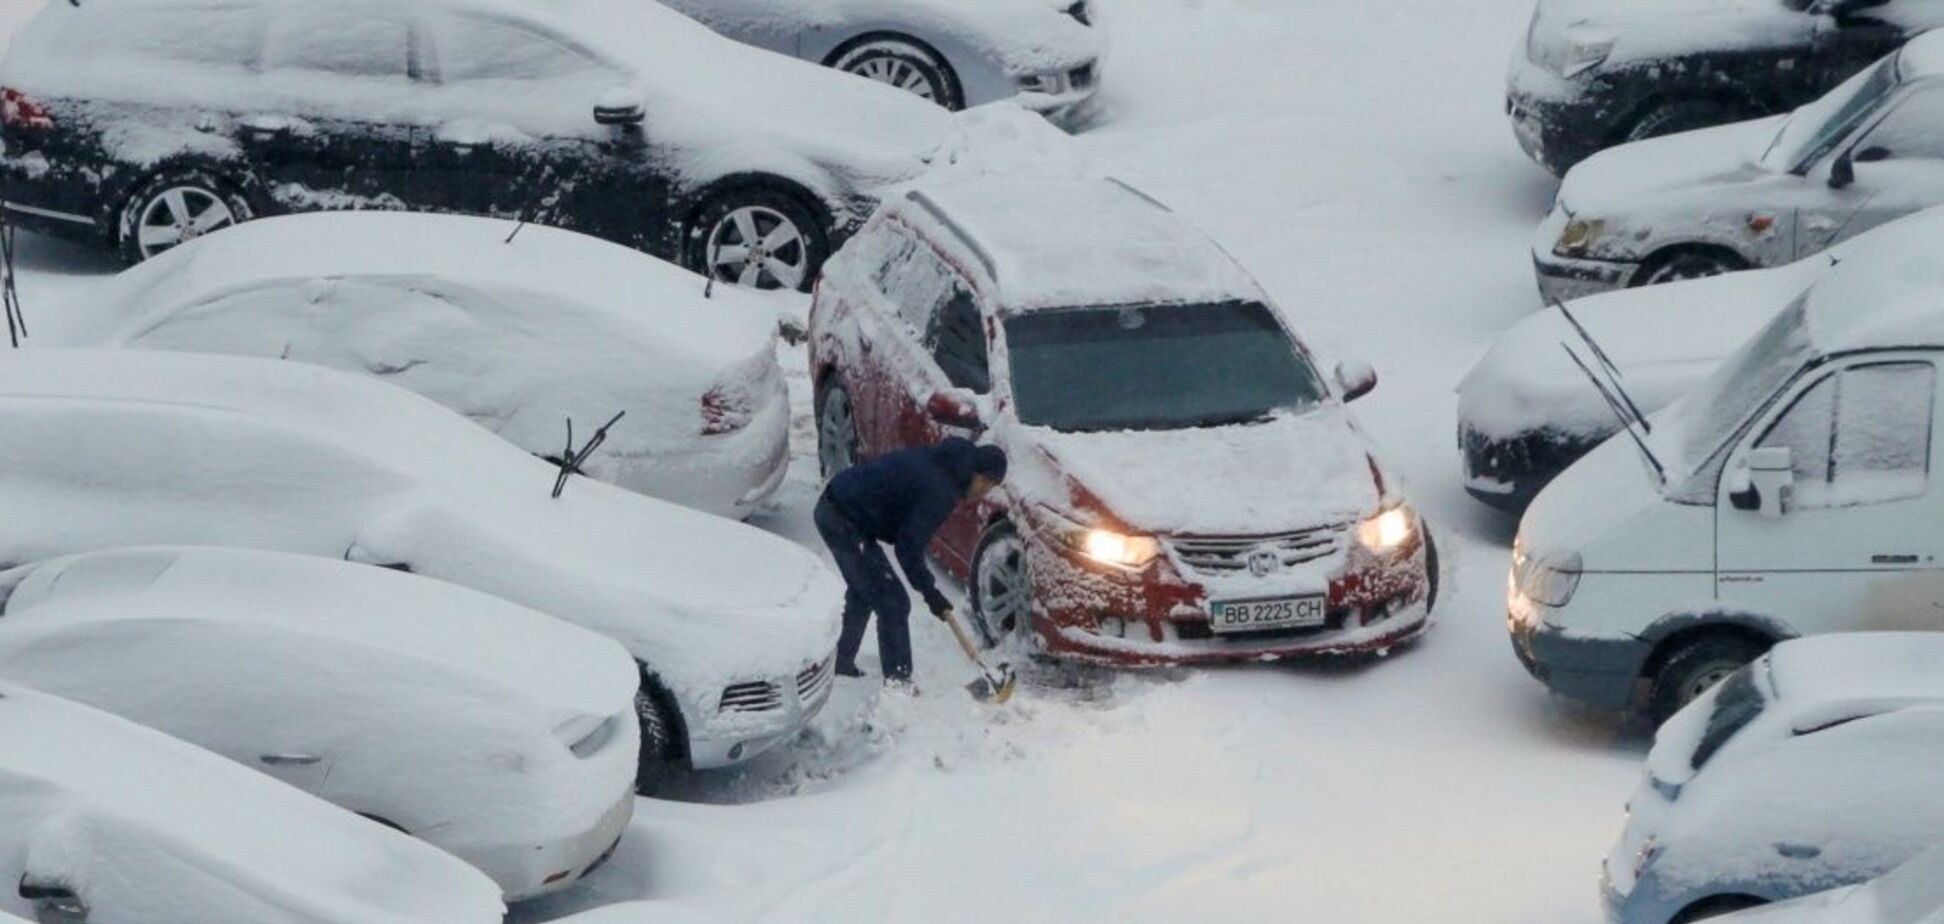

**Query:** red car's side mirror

left=1336, top=360, right=1378, bottom=403
left=927, top=391, right=982, bottom=429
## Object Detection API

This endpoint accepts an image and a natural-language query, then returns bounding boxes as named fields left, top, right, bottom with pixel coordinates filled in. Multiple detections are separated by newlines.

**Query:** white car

left=1510, top=224, right=1944, bottom=720
left=660, top=0, right=1106, bottom=113
left=1604, top=635, right=1944, bottom=924
left=1712, top=844, right=1944, bottom=924
left=0, top=348, right=843, bottom=778
left=1532, top=29, right=1944, bottom=303
left=0, top=546, right=641, bottom=901
left=38, top=211, right=790, bottom=518
left=0, top=681, right=504, bottom=924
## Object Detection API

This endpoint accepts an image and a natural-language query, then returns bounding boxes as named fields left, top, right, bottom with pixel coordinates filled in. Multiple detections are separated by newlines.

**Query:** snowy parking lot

left=3, top=0, right=1654, bottom=921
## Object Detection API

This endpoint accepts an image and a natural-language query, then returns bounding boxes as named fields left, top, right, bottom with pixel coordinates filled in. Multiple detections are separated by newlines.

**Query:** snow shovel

left=940, top=608, right=1017, bottom=704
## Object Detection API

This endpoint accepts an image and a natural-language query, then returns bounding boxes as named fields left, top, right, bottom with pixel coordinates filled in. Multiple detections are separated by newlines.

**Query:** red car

left=808, top=176, right=1436, bottom=666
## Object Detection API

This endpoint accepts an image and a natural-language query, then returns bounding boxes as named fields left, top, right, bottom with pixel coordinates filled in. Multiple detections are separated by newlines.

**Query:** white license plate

left=1209, top=595, right=1327, bottom=634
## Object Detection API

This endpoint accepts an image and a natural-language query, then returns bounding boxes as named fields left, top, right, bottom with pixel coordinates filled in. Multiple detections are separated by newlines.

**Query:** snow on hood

left=1763, top=633, right=1944, bottom=711
left=1459, top=254, right=1828, bottom=440
left=1024, top=406, right=1380, bottom=535
left=0, top=350, right=841, bottom=710
left=0, top=681, right=504, bottom=923
left=1518, top=425, right=1666, bottom=566
left=0, top=547, right=639, bottom=725
left=1556, top=115, right=1785, bottom=217
left=39, top=212, right=781, bottom=512
left=1529, top=0, right=1811, bottom=63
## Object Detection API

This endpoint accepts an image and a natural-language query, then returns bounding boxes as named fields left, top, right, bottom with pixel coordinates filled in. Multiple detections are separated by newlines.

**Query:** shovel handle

left=942, top=608, right=985, bottom=664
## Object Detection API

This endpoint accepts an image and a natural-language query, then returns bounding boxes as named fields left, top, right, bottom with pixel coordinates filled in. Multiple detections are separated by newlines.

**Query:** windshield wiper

left=1563, top=344, right=1666, bottom=486
left=1554, top=299, right=1650, bottom=433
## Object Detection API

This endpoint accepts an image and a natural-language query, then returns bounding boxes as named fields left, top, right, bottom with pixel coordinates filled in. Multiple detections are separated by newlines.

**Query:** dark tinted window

left=434, top=15, right=607, bottom=82
left=1005, top=301, right=1326, bottom=432
left=928, top=287, right=988, bottom=394
left=1690, top=666, right=1765, bottom=772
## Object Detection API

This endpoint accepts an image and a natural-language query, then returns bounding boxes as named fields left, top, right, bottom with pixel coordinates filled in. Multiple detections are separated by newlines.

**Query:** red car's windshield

left=1004, top=301, right=1327, bottom=432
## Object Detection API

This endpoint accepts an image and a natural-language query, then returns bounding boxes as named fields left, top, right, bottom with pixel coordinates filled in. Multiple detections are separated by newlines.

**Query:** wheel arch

left=1637, top=613, right=1791, bottom=683
left=107, top=157, right=267, bottom=259
left=1670, top=893, right=1770, bottom=924
left=1606, top=89, right=1769, bottom=149
left=1631, top=241, right=1756, bottom=285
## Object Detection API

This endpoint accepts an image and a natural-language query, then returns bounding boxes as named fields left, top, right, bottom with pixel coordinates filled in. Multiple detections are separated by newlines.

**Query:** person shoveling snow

left=815, top=438, right=1011, bottom=699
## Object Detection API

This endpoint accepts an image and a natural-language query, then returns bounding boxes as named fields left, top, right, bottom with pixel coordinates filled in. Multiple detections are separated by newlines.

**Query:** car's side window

left=93, top=5, right=260, bottom=68
left=879, top=242, right=954, bottom=337
left=1755, top=362, right=1935, bottom=508
left=927, top=285, right=990, bottom=394
left=431, top=15, right=610, bottom=83
left=1856, top=88, right=1944, bottom=160
left=263, top=6, right=413, bottom=79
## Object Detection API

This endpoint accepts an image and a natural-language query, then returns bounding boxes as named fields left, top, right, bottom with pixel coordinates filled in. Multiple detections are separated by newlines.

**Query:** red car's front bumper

left=1021, top=524, right=1434, bottom=667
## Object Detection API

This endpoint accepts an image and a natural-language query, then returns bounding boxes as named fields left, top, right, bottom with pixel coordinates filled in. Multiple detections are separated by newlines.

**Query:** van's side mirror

left=1335, top=360, right=1378, bottom=403
left=20, top=875, right=88, bottom=923
left=1731, top=446, right=1794, bottom=518
left=1828, top=150, right=1856, bottom=189
left=1855, top=145, right=1893, bottom=163
left=927, top=390, right=982, bottom=429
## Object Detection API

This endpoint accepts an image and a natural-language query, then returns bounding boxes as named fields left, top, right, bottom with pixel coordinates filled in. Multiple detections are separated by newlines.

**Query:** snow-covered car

left=0, top=348, right=843, bottom=778
left=660, top=0, right=1105, bottom=113
left=1708, top=844, right=1944, bottom=924
left=38, top=211, right=790, bottom=518
left=1532, top=29, right=1944, bottom=303
left=809, top=177, right=1435, bottom=665
left=1510, top=231, right=1944, bottom=720
left=1604, top=635, right=1944, bottom=924
left=0, top=546, right=641, bottom=901
left=0, top=680, right=505, bottom=924
left=0, top=0, right=956, bottom=289
left=1508, top=0, right=1944, bottom=176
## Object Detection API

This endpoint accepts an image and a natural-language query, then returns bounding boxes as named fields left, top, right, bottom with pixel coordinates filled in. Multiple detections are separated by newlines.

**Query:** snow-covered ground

left=3, top=1, right=1656, bottom=922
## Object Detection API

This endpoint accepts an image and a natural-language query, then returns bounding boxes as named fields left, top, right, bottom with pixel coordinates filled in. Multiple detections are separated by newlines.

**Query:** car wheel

left=1633, top=247, right=1747, bottom=287
left=1623, top=100, right=1737, bottom=144
left=686, top=187, right=828, bottom=292
left=970, top=523, right=1038, bottom=651
left=118, top=169, right=253, bottom=264
left=830, top=36, right=964, bottom=110
left=1647, top=634, right=1768, bottom=723
left=817, top=378, right=861, bottom=481
left=634, top=668, right=679, bottom=795
left=1423, top=529, right=1441, bottom=614
left=1671, top=896, right=1768, bottom=924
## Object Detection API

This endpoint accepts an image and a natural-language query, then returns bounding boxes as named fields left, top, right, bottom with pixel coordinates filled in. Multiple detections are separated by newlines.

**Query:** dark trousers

left=814, top=494, right=913, bottom=681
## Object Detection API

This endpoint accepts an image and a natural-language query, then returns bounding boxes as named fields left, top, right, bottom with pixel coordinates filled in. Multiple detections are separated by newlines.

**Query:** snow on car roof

left=0, top=681, right=504, bottom=923
left=1800, top=213, right=1944, bottom=356
left=894, top=176, right=1267, bottom=311
left=0, top=547, right=637, bottom=721
left=1764, top=633, right=1944, bottom=710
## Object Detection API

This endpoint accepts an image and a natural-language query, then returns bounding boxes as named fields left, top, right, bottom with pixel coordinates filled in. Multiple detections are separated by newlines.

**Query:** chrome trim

left=3, top=201, right=96, bottom=226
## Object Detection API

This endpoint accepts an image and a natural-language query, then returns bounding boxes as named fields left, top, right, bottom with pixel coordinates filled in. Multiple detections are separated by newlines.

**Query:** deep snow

left=2, top=0, right=1655, bottom=922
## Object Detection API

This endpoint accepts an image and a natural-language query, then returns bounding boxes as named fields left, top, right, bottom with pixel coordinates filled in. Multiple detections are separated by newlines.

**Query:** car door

left=851, top=228, right=955, bottom=457
left=417, top=11, right=668, bottom=244
left=251, top=3, right=431, bottom=214
left=1715, top=356, right=1944, bottom=634
left=1801, top=81, right=1944, bottom=254
left=916, top=279, right=997, bottom=569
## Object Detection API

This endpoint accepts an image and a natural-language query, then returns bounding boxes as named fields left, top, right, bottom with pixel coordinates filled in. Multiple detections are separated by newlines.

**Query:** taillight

left=1, top=88, right=53, bottom=131
left=701, top=384, right=755, bottom=435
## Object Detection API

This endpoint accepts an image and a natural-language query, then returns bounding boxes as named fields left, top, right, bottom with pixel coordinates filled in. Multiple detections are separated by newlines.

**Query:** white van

left=1509, top=228, right=1944, bottom=721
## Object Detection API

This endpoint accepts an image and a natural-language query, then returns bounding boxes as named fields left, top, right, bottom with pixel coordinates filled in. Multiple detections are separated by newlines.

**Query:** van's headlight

left=1357, top=505, right=1417, bottom=554
left=1554, top=218, right=1607, bottom=257
left=1515, top=548, right=1583, bottom=607
left=1038, top=506, right=1160, bottom=570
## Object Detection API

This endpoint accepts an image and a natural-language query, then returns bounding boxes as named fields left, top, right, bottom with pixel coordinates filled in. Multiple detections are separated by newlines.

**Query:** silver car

left=659, top=0, right=1106, bottom=112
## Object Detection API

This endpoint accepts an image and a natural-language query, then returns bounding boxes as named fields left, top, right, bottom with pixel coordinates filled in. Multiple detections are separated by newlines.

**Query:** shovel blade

left=966, top=664, right=1017, bottom=704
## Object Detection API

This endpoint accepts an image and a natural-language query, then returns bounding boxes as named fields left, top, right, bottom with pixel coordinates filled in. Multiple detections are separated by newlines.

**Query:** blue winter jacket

left=825, top=438, right=978, bottom=615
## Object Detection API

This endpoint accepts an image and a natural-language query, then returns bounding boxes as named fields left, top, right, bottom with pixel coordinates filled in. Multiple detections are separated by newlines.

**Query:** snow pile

left=41, top=212, right=789, bottom=517
left=0, top=681, right=505, bottom=923
left=926, top=102, right=1096, bottom=181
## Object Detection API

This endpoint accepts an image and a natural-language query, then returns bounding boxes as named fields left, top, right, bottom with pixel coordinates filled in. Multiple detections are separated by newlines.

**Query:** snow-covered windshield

left=1761, top=55, right=1901, bottom=172
left=1005, top=301, right=1327, bottom=432
left=1661, top=293, right=1814, bottom=487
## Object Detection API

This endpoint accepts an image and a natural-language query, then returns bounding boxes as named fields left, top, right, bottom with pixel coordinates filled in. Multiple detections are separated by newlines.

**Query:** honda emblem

left=1247, top=548, right=1280, bottom=577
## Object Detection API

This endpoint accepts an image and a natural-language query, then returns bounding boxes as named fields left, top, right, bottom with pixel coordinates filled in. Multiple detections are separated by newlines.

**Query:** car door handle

left=238, top=117, right=286, bottom=141
left=259, top=752, right=321, bottom=766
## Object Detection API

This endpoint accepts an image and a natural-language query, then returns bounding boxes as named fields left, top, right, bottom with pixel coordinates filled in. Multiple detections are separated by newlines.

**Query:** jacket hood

left=1557, top=115, right=1786, bottom=217
left=934, top=438, right=979, bottom=491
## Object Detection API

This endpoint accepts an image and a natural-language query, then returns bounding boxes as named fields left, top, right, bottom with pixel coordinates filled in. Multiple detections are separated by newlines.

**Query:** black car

left=0, top=0, right=953, bottom=289
left=1506, top=0, right=1944, bottom=176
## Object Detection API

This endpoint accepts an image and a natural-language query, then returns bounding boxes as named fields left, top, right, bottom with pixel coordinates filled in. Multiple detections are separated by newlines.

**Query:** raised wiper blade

left=1553, top=298, right=1651, bottom=434
left=1563, top=344, right=1666, bottom=486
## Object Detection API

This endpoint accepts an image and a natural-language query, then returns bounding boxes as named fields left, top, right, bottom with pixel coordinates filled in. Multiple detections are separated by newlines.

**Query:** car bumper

left=685, top=653, right=837, bottom=770
left=1534, top=248, right=1637, bottom=304
left=1459, top=423, right=1609, bottom=514
left=488, top=787, right=636, bottom=901
left=1507, top=607, right=1650, bottom=710
left=1010, top=60, right=1103, bottom=114
left=1505, top=59, right=1608, bottom=176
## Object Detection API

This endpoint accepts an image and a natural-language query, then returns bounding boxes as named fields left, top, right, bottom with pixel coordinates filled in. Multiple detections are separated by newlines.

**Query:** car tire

left=634, top=667, right=679, bottom=795
left=970, top=522, right=1038, bottom=651
left=117, top=169, right=254, bottom=265
left=1632, top=247, right=1747, bottom=288
left=829, top=35, right=964, bottom=111
left=1423, top=529, right=1441, bottom=614
left=1647, top=634, right=1768, bottom=724
left=1671, top=896, right=1768, bottom=924
left=1622, top=100, right=1737, bottom=144
left=685, top=186, right=828, bottom=292
left=817, top=377, right=861, bottom=481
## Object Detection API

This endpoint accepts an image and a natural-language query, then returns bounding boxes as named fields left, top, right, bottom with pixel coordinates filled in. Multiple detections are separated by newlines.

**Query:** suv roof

left=892, top=175, right=1267, bottom=313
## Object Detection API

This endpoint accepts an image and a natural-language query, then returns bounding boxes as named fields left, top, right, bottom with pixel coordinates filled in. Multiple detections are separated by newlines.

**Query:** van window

left=263, top=7, right=412, bottom=79
left=432, top=15, right=608, bottom=82
left=927, top=287, right=989, bottom=394
left=1756, top=361, right=1935, bottom=509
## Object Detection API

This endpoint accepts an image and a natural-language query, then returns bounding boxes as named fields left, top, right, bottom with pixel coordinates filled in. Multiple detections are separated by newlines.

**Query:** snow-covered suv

left=1532, top=30, right=1944, bottom=303
left=661, top=0, right=1106, bottom=113
left=0, top=0, right=952, bottom=288
left=809, top=176, right=1436, bottom=666
left=1508, top=0, right=1944, bottom=175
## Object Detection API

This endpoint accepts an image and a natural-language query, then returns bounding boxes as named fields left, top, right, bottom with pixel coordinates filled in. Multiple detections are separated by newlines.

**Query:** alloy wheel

left=707, top=205, right=809, bottom=290
left=844, top=51, right=940, bottom=102
left=135, top=186, right=237, bottom=259
left=974, top=532, right=1034, bottom=648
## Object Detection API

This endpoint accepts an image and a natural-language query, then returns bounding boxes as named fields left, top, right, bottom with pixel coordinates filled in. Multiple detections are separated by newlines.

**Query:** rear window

left=1689, top=665, right=1766, bottom=772
left=51, top=4, right=259, bottom=68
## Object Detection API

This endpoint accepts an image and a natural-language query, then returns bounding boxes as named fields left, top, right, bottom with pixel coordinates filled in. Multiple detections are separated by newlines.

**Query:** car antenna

left=1552, top=298, right=1650, bottom=433
left=550, top=411, right=626, bottom=499
left=1563, top=344, right=1666, bottom=485
left=1, top=213, right=26, bottom=348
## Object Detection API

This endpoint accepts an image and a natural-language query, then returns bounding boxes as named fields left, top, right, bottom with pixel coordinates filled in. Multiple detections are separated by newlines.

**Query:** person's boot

left=836, top=662, right=865, bottom=678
